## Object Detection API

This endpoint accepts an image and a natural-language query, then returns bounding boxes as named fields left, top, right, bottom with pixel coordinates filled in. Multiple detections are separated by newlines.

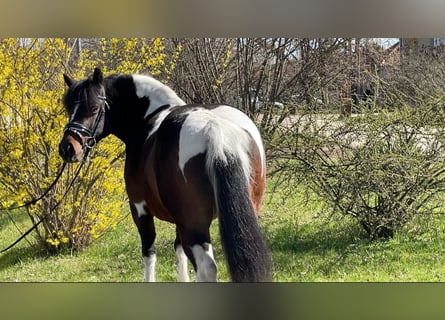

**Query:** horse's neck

left=106, top=74, right=184, bottom=145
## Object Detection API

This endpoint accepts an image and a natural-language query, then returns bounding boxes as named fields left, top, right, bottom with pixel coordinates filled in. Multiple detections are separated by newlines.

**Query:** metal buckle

left=85, top=136, right=97, bottom=149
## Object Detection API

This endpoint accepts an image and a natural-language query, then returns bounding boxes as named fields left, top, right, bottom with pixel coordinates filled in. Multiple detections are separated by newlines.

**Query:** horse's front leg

left=130, top=201, right=156, bottom=282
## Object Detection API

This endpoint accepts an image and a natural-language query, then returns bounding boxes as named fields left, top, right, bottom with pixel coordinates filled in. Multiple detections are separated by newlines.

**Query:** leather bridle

left=63, top=94, right=109, bottom=150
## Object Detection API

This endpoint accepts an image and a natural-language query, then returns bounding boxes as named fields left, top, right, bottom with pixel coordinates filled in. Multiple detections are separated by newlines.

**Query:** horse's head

left=59, top=67, right=109, bottom=163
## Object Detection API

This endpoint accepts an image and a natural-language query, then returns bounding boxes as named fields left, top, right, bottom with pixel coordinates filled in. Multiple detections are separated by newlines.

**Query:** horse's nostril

left=66, top=143, right=74, bottom=155
left=59, top=142, right=75, bottom=159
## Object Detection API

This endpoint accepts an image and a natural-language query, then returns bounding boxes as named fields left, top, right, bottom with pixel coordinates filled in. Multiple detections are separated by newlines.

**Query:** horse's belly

left=144, top=195, right=176, bottom=223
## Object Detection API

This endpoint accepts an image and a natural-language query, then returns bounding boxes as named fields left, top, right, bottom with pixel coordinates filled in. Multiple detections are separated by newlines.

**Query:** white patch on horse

left=178, top=107, right=254, bottom=183
left=134, top=201, right=147, bottom=218
left=176, top=245, right=190, bottom=282
left=143, top=249, right=156, bottom=282
left=70, top=104, right=79, bottom=122
left=178, top=110, right=208, bottom=180
left=191, top=243, right=217, bottom=282
left=212, top=105, right=265, bottom=176
left=132, top=74, right=185, bottom=118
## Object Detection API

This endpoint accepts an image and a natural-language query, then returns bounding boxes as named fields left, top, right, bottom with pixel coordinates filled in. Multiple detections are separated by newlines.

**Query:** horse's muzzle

left=59, top=138, right=83, bottom=163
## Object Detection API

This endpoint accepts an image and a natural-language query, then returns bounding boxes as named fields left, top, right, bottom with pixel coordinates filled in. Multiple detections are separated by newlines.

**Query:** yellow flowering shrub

left=0, top=38, right=179, bottom=251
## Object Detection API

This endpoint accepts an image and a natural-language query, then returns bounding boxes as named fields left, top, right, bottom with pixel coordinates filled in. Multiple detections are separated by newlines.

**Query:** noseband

left=63, top=95, right=109, bottom=150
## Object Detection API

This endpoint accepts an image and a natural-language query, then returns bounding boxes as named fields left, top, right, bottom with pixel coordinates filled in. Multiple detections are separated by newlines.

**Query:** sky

left=373, top=38, right=399, bottom=48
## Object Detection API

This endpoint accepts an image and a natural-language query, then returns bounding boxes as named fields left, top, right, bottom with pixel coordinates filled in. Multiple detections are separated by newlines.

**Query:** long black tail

left=210, top=154, right=272, bottom=282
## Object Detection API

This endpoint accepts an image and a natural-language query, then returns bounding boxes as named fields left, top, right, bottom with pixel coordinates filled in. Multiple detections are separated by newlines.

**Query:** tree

left=168, top=38, right=351, bottom=138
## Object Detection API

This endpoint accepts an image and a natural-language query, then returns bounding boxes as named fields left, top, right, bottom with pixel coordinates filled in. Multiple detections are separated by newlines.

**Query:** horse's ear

left=93, top=67, right=103, bottom=85
left=63, top=74, right=75, bottom=87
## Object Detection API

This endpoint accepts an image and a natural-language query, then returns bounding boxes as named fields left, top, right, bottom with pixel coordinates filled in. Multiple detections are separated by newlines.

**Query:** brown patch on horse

left=125, top=136, right=175, bottom=223
left=248, top=141, right=266, bottom=216
left=156, top=147, right=216, bottom=230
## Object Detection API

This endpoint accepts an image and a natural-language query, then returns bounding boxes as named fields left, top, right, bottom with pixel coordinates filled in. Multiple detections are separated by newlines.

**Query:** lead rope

left=0, top=161, right=87, bottom=254
left=0, top=162, right=67, bottom=249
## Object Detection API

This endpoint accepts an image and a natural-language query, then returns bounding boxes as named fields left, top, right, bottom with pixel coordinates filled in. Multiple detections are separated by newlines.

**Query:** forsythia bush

left=0, top=38, right=180, bottom=251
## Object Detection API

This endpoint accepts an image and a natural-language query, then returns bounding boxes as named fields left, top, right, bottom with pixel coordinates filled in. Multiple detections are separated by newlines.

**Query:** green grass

left=2, top=181, right=445, bottom=282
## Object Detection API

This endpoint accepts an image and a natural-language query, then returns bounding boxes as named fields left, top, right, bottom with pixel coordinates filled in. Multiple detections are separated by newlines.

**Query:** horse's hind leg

left=179, top=228, right=217, bottom=282
left=174, top=229, right=190, bottom=282
left=130, top=202, right=156, bottom=282
left=191, top=242, right=217, bottom=282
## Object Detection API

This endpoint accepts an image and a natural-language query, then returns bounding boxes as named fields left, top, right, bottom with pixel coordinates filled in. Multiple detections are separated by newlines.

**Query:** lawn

left=2, top=180, right=445, bottom=282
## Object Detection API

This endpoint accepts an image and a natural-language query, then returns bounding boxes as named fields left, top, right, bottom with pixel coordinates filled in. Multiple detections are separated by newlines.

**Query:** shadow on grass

left=266, top=220, right=369, bottom=255
left=0, top=243, right=51, bottom=272
left=263, top=218, right=382, bottom=278
left=0, top=211, right=48, bottom=272
left=0, top=210, right=53, bottom=271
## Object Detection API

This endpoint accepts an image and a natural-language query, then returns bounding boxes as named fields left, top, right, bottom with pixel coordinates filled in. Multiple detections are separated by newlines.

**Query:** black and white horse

left=58, top=68, right=272, bottom=282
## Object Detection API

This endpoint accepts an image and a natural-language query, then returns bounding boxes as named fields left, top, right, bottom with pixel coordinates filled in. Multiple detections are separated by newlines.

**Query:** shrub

left=270, top=101, right=445, bottom=239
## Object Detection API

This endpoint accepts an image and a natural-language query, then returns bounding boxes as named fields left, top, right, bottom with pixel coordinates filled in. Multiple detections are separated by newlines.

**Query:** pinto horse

left=58, top=68, right=272, bottom=282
